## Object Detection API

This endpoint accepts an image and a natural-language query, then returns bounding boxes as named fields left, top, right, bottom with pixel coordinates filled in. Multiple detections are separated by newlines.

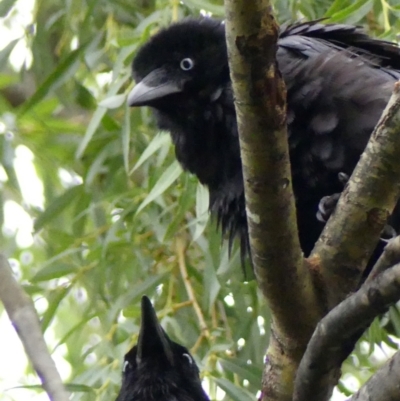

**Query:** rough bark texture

left=311, top=82, right=400, bottom=309
left=366, top=236, right=400, bottom=283
left=294, top=262, right=400, bottom=401
left=224, top=2, right=321, bottom=401
left=0, top=254, right=69, bottom=401
left=347, top=350, right=400, bottom=401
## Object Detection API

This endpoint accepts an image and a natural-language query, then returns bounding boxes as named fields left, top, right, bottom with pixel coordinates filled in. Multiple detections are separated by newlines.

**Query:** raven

left=128, top=18, right=400, bottom=258
left=116, top=296, right=209, bottom=401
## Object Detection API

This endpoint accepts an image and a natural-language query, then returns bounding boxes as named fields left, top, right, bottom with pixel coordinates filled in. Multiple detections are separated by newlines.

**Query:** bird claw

left=316, top=193, right=341, bottom=223
left=316, top=172, right=349, bottom=223
left=380, top=224, right=397, bottom=243
left=316, top=172, right=398, bottom=243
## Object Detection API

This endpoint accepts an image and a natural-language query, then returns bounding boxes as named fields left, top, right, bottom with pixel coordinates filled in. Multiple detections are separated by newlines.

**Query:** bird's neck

left=154, top=87, right=242, bottom=189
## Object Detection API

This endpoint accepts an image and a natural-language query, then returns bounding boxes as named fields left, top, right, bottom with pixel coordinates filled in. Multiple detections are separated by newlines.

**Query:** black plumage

left=128, top=18, right=400, bottom=259
left=116, top=296, right=209, bottom=401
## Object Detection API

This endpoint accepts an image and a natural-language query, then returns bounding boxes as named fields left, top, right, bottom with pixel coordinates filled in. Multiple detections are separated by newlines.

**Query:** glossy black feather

left=116, top=296, right=209, bottom=401
left=129, top=18, right=400, bottom=259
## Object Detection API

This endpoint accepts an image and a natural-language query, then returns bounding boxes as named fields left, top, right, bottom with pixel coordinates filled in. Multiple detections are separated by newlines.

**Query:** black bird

left=128, top=18, right=400, bottom=259
left=116, top=296, right=209, bottom=401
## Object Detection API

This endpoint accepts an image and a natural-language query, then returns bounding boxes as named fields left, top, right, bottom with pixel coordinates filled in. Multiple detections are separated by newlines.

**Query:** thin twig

left=0, top=254, right=69, bottom=401
left=175, top=236, right=210, bottom=338
left=190, top=333, right=206, bottom=355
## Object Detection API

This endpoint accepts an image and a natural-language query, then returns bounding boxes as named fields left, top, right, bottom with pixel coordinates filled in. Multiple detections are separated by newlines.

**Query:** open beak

left=136, top=296, right=175, bottom=366
left=128, top=68, right=183, bottom=107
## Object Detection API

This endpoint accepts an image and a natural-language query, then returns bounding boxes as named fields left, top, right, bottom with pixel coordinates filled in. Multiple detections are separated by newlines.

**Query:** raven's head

left=115, top=296, right=209, bottom=401
left=128, top=18, right=228, bottom=109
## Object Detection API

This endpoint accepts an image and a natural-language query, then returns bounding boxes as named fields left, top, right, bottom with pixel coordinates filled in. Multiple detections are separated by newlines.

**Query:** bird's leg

left=316, top=172, right=397, bottom=242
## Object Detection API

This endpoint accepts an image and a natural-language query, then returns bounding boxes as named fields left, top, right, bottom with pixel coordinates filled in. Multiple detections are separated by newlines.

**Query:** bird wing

left=279, top=20, right=400, bottom=79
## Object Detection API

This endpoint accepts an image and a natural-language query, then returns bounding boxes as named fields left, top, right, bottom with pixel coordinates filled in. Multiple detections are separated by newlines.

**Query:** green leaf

left=0, top=38, right=20, bottom=71
left=122, top=102, right=131, bottom=174
left=64, top=383, right=94, bottom=392
left=18, top=42, right=90, bottom=115
left=214, top=378, right=254, bottom=401
left=389, top=306, right=400, bottom=337
left=41, top=286, right=72, bottom=332
left=219, top=358, right=262, bottom=387
left=34, top=185, right=83, bottom=231
left=193, top=183, right=209, bottom=241
left=108, top=273, right=168, bottom=323
left=0, top=0, right=17, bottom=17
left=98, top=94, right=126, bottom=109
left=130, top=133, right=171, bottom=174
left=136, top=160, right=183, bottom=214
left=327, top=0, right=373, bottom=23
left=31, top=262, right=78, bottom=282
left=76, top=71, right=130, bottom=158
left=325, top=0, right=350, bottom=17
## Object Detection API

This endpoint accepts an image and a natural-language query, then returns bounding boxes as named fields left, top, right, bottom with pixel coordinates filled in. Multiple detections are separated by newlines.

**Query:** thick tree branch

left=347, top=349, right=400, bottom=401
left=224, top=2, right=321, bottom=400
left=311, top=82, right=400, bottom=308
left=0, top=254, right=69, bottom=401
left=294, top=262, right=400, bottom=401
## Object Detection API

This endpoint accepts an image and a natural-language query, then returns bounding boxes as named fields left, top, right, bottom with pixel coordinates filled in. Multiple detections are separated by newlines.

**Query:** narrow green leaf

left=214, top=378, right=254, bottom=401
left=122, top=102, right=131, bottom=174
left=64, top=383, right=94, bottom=392
left=109, top=273, right=168, bottom=323
left=98, top=94, right=126, bottom=109
left=389, top=306, right=400, bottom=337
left=41, top=286, right=72, bottom=332
left=0, top=0, right=17, bottom=16
left=204, top=258, right=220, bottom=311
left=325, top=0, right=350, bottom=17
left=19, top=43, right=90, bottom=115
left=219, top=358, right=262, bottom=387
left=193, top=183, right=209, bottom=241
left=0, top=38, right=20, bottom=71
left=52, top=313, right=96, bottom=351
left=34, top=185, right=83, bottom=231
left=328, top=0, right=373, bottom=23
left=136, top=160, right=182, bottom=214
left=75, top=106, right=107, bottom=159
left=130, top=133, right=171, bottom=174
left=76, top=71, right=130, bottom=158
left=31, top=263, right=78, bottom=282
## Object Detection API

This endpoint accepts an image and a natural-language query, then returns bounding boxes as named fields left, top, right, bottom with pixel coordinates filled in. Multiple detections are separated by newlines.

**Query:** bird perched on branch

left=116, top=296, right=209, bottom=401
left=128, top=18, right=400, bottom=260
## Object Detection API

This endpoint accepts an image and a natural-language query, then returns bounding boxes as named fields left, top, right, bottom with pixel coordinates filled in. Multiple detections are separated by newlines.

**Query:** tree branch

left=311, top=82, right=400, bottom=308
left=224, top=2, right=322, bottom=400
left=294, top=262, right=400, bottom=401
left=366, top=235, right=400, bottom=284
left=346, top=349, right=400, bottom=401
left=0, top=254, right=69, bottom=401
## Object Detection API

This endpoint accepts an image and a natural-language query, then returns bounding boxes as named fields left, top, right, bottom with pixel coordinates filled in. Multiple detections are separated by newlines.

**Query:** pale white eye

left=182, top=353, right=193, bottom=364
left=180, top=58, right=194, bottom=71
left=123, top=360, right=132, bottom=372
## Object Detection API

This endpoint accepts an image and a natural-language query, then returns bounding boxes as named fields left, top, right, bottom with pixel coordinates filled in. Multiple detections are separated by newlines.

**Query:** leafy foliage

left=0, top=0, right=399, bottom=400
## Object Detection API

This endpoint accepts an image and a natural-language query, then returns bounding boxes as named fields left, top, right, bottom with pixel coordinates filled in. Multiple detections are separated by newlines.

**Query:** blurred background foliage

left=0, top=0, right=400, bottom=400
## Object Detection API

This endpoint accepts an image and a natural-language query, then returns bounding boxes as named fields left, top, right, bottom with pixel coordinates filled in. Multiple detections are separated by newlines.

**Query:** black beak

left=136, top=296, right=175, bottom=366
left=128, top=68, right=184, bottom=107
